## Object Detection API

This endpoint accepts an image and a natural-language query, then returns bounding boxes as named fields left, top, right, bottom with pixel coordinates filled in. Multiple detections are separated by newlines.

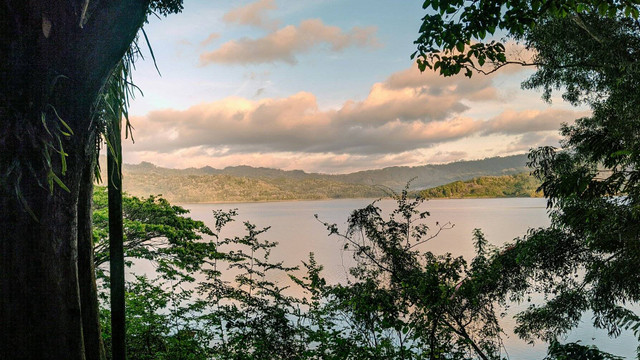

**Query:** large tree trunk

left=78, top=153, right=107, bottom=360
left=0, top=1, right=149, bottom=358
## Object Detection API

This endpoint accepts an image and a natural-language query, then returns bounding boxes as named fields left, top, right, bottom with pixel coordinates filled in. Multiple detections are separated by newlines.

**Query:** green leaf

left=47, top=104, right=74, bottom=136
left=48, top=170, right=70, bottom=193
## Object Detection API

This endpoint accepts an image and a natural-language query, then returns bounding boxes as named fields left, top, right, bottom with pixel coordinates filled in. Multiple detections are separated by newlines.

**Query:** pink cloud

left=223, top=0, right=280, bottom=30
left=125, top=64, right=586, bottom=172
left=200, top=33, right=221, bottom=47
left=200, top=19, right=379, bottom=65
left=482, top=109, right=588, bottom=135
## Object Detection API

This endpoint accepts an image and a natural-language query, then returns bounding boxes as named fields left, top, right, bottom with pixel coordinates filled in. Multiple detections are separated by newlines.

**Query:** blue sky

left=123, top=0, right=585, bottom=173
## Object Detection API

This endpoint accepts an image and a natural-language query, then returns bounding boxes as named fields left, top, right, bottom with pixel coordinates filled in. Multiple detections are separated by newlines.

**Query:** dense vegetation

left=122, top=173, right=387, bottom=203
left=413, top=0, right=640, bottom=358
left=92, top=188, right=516, bottom=359
left=419, top=173, right=541, bottom=199
left=92, top=1, right=640, bottom=358
left=94, top=185, right=633, bottom=359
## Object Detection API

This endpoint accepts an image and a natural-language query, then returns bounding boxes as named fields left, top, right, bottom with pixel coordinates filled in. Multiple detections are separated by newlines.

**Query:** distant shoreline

left=173, top=194, right=543, bottom=205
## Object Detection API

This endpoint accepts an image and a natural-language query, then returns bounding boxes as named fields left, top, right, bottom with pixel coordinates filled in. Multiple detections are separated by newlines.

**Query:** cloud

left=481, top=109, right=587, bottom=135
left=200, top=33, right=221, bottom=47
left=125, top=63, right=587, bottom=172
left=505, top=132, right=562, bottom=153
left=223, top=0, right=280, bottom=30
left=200, top=19, right=379, bottom=65
left=427, top=151, right=469, bottom=164
left=128, top=63, right=496, bottom=156
left=123, top=149, right=430, bottom=174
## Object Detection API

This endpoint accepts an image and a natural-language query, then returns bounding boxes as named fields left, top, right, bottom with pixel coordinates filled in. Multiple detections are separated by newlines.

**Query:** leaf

left=48, top=170, right=70, bottom=193
left=141, top=27, right=161, bottom=76
left=47, top=104, right=74, bottom=136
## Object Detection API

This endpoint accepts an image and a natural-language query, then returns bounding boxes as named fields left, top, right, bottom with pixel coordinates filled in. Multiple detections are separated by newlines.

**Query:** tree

left=92, top=187, right=216, bottom=282
left=311, top=190, right=505, bottom=360
left=412, top=0, right=639, bottom=77
left=0, top=2, right=182, bottom=358
left=93, top=189, right=217, bottom=359
left=414, top=1, right=640, bottom=356
left=93, top=191, right=306, bottom=359
left=93, top=187, right=509, bottom=359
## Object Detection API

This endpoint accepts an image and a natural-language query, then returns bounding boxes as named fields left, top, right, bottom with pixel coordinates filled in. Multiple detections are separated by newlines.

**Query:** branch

left=407, top=222, right=454, bottom=250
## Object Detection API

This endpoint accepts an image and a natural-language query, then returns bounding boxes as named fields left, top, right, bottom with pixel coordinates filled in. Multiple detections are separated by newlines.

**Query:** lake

left=173, top=198, right=636, bottom=359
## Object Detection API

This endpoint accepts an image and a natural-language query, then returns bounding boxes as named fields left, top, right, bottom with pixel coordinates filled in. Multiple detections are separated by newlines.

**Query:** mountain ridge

left=100, top=154, right=531, bottom=203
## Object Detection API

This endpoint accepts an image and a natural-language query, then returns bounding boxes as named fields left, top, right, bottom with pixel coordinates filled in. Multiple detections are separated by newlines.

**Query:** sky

left=123, top=0, right=587, bottom=174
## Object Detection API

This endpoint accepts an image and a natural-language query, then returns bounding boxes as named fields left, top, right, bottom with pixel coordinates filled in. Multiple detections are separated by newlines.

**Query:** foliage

left=93, top=187, right=513, bottom=359
left=412, top=0, right=639, bottom=77
left=312, top=189, right=506, bottom=360
left=100, top=276, right=211, bottom=360
left=420, top=172, right=542, bottom=199
left=505, top=12, right=640, bottom=358
left=93, top=186, right=216, bottom=282
left=197, top=211, right=307, bottom=359
left=544, top=340, right=624, bottom=360
left=415, top=2, right=640, bottom=358
left=149, top=0, right=184, bottom=17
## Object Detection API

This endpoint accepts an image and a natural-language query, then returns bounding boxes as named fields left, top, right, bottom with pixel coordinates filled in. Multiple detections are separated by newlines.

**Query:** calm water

left=172, top=198, right=636, bottom=359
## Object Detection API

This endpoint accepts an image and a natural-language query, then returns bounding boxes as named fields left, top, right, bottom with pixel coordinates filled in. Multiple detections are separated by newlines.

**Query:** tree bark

left=0, top=1, right=150, bottom=358
left=108, top=118, right=126, bottom=360
left=78, top=153, right=107, bottom=360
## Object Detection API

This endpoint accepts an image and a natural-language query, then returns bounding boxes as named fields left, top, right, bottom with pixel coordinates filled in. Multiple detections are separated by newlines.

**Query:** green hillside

left=419, top=173, right=542, bottom=199
left=332, top=154, right=529, bottom=190
left=120, top=173, right=387, bottom=203
left=120, top=154, right=529, bottom=192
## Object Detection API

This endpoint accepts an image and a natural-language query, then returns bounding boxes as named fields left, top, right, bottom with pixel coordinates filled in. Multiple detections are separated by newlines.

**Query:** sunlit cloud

left=125, top=63, right=585, bottom=173
left=199, top=33, right=221, bottom=47
left=222, top=0, right=280, bottom=30
left=505, top=132, right=562, bottom=153
left=481, top=109, right=587, bottom=135
left=200, top=19, right=379, bottom=65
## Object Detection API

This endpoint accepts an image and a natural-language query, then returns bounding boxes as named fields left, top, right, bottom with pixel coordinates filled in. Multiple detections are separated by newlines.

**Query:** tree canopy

left=413, top=0, right=640, bottom=77
left=415, top=0, right=640, bottom=357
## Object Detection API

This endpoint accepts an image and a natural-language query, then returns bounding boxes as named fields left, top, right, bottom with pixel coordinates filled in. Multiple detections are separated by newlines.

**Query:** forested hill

left=105, top=154, right=530, bottom=203
left=418, top=173, right=542, bottom=199
left=330, top=154, right=529, bottom=190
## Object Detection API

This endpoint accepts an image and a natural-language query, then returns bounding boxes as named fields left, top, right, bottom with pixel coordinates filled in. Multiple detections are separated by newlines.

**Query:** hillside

left=419, top=173, right=542, bottom=199
left=332, top=154, right=529, bottom=190
left=122, top=173, right=387, bottom=203
left=97, top=154, right=532, bottom=203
